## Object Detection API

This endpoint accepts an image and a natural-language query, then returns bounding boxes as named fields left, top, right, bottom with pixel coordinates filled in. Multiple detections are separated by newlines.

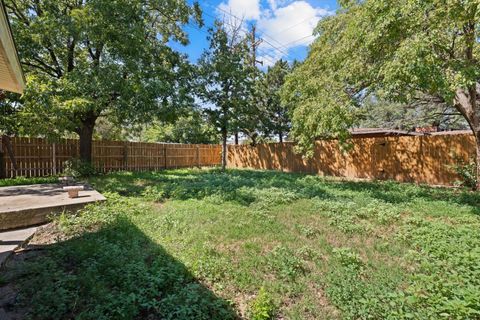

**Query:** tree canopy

left=283, top=0, right=480, bottom=188
left=197, top=20, right=253, bottom=170
left=143, top=110, right=219, bottom=144
left=5, top=0, right=201, bottom=161
left=257, top=59, right=293, bottom=143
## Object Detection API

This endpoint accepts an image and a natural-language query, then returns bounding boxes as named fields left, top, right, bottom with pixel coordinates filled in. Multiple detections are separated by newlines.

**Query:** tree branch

left=23, top=59, right=60, bottom=78
left=4, top=1, right=30, bottom=26
left=45, top=42, right=63, bottom=77
left=67, top=38, right=76, bottom=72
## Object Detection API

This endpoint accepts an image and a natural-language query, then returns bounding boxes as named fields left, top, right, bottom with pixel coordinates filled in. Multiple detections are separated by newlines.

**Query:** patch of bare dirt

left=28, top=223, right=65, bottom=246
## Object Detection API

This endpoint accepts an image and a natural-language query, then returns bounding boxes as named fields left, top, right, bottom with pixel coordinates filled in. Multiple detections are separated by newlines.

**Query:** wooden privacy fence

left=0, top=136, right=221, bottom=178
left=228, top=133, right=476, bottom=186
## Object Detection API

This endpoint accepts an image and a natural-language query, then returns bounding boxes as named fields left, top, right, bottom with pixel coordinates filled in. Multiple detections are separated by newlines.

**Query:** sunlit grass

left=4, top=168, right=480, bottom=319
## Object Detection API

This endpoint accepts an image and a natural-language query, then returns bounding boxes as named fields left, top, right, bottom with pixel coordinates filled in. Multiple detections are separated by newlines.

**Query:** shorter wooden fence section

left=0, top=136, right=221, bottom=178
left=228, top=134, right=476, bottom=186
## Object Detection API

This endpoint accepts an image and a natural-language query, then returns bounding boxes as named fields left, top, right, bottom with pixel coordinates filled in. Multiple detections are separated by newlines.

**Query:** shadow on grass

left=90, top=168, right=329, bottom=205
left=90, top=168, right=480, bottom=214
left=6, top=217, right=237, bottom=320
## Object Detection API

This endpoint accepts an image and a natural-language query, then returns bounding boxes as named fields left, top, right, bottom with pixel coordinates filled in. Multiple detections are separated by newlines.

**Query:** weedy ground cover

left=2, top=168, right=479, bottom=319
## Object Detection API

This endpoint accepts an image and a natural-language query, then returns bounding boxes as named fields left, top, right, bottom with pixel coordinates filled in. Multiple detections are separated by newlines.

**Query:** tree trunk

left=221, top=128, right=227, bottom=171
left=279, top=131, right=283, bottom=143
left=250, top=133, right=257, bottom=147
left=77, top=116, right=96, bottom=163
left=234, top=132, right=239, bottom=145
left=476, top=135, right=480, bottom=190
left=454, top=87, right=480, bottom=190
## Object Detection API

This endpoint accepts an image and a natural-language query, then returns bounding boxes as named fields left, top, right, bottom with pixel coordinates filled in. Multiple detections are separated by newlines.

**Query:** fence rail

left=0, top=136, right=221, bottom=178
left=228, top=134, right=476, bottom=186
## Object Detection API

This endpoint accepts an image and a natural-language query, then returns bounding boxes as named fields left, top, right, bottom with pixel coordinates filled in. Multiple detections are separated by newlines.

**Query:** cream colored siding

left=0, top=1, right=25, bottom=93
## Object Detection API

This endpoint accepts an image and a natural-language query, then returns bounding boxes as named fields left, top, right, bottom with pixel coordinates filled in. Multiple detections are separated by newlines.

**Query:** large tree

left=258, top=59, right=292, bottom=143
left=5, top=0, right=201, bottom=162
left=197, top=21, right=252, bottom=170
left=283, top=0, right=480, bottom=189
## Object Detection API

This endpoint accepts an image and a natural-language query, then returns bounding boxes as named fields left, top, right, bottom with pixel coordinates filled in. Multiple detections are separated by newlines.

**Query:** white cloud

left=216, top=0, right=333, bottom=65
left=217, top=0, right=261, bottom=21
left=258, top=1, right=331, bottom=50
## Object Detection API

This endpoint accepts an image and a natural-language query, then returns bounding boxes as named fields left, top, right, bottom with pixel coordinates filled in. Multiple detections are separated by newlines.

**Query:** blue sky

left=170, top=0, right=339, bottom=66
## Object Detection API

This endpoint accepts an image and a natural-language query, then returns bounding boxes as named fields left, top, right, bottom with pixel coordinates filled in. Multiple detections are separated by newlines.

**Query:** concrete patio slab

left=0, top=184, right=106, bottom=231
left=0, top=226, right=38, bottom=267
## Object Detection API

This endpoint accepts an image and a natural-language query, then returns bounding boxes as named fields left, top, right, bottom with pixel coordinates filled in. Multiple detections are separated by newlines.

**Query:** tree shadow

left=89, top=168, right=480, bottom=214
left=3, top=217, right=238, bottom=320
left=90, top=168, right=330, bottom=205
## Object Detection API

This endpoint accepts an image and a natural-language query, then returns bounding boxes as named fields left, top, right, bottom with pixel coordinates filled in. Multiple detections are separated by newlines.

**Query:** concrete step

left=0, top=226, right=38, bottom=267
left=0, top=184, right=106, bottom=231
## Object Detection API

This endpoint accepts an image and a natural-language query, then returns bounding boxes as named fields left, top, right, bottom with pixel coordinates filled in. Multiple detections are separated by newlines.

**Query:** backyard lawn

left=2, top=168, right=480, bottom=319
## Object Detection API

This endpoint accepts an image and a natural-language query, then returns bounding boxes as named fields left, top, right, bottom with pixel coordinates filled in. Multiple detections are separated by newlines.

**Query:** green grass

left=0, top=176, right=58, bottom=187
left=3, top=168, right=480, bottom=319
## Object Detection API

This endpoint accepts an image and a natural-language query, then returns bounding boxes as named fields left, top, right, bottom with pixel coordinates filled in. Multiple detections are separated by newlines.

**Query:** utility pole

left=244, top=24, right=263, bottom=147
left=250, top=24, right=263, bottom=68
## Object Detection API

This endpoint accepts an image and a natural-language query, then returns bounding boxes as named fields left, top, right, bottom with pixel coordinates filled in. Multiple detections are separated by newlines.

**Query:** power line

left=201, top=0, right=294, bottom=60
left=277, top=34, right=316, bottom=49
left=269, top=16, right=316, bottom=37
left=158, top=3, right=310, bottom=66
left=256, top=49, right=277, bottom=66
left=208, top=1, right=319, bottom=58
left=184, top=11, right=278, bottom=67
left=260, top=38, right=290, bottom=57
left=201, top=9, right=292, bottom=64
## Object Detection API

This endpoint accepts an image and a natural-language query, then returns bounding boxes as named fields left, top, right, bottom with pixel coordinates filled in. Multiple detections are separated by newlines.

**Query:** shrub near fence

left=228, top=133, right=476, bottom=186
left=0, top=136, right=221, bottom=178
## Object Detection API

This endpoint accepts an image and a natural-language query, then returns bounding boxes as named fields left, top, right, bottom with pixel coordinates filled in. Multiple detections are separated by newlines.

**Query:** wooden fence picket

left=0, top=137, right=222, bottom=178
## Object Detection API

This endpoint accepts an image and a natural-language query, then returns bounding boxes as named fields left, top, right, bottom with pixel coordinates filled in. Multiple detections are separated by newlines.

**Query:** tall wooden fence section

left=228, top=134, right=476, bottom=186
left=0, top=136, right=221, bottom=178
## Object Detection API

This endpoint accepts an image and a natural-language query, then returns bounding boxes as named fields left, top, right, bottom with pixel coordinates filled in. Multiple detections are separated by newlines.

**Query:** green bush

left=332, top=247, right=364, bottom=271
left=63, top=158, right=97, bottom=178
left=451, top=156, right=477, bottom=190
left=249, top=287, right=276, bottom=320
left=267, top=246, right=305, bottom=281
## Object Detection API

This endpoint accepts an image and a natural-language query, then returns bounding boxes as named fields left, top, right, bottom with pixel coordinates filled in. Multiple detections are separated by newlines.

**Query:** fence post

left=52, top=143, right=57, bottom=175
left=164, top=145, right=167, bottom=169
left=3, top=136, right=17, bottom=177
left=0, top=136, right=5, bottom=179
left=196, top=146, right=200, bottom=168
left=123, top=142, right=128, bottom=171
left=279, top=143, right=284, bottom=172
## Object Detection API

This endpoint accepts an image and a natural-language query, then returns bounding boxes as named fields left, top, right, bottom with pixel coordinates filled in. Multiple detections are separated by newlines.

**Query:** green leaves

left=255, top=60, right=292, bottom=141
left=197, top=21, right=253, bottom=127
left=283, top=0, right=480, bottom=155
left=143, top=110, right=219, bottom=144
left=5, top=0, right=200, bottom=149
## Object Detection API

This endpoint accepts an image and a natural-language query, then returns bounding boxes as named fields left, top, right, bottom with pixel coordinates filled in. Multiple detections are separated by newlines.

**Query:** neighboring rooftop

left=0, top=0, right=25, bottom=93
left=429, top=130, right=472, bottom=136
left=349, top=128, right=423, bottom=138
left=349, top=128, right=472, bottom=138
